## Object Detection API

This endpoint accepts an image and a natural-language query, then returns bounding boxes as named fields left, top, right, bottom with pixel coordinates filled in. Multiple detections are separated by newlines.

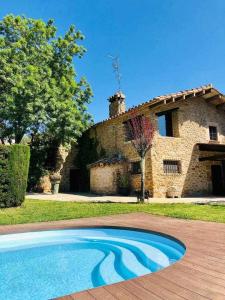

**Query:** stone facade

left=60, top=145, right=78, bottom=192
left=89, top=160, right=128, bottom=195
left=39, top=145, right=78, bottom=193
left=60, top=85, right=225, bottom=197
left=151, top=98, right=225, bottom=197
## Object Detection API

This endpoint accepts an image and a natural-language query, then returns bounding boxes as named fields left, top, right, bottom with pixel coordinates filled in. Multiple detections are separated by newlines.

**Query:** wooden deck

left=1, top=213, right=225, bottom=299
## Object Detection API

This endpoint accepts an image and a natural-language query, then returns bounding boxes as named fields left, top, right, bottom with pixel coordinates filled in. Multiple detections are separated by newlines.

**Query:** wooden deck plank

left=133, top=276, right=185, bottom=300
left=104, top=283, right=139, bottom=300
left=117, top=280, right=162, bottom=300
left=176, top=262, right=225, bottom=287
left=1, top=212, right=225, bottom=300
left=179, top=260, right=225, bottom=280
left=57, top=291, right=95, bottom=300
left=183, top=255, right=225, bottom=275
left=88, top=287, right=117, bottom=300
left=148, top=274, right=208, bottom=300
left=159, top=267, right=225, bottom=299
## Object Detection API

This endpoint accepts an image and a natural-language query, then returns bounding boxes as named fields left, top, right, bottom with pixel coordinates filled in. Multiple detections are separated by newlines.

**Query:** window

left=209, top=126, right=218, bottom=141
left=163, top=160, right=181, bottom=174
left=131, top=161, right=141, bottom=174
left=157, top=109, right=178, bottom=137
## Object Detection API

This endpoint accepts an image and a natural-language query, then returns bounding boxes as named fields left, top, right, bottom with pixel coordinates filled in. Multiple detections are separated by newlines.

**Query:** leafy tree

left=127, top=113, right=154, bottom=202
left=0, top=14, right=92, bottom=144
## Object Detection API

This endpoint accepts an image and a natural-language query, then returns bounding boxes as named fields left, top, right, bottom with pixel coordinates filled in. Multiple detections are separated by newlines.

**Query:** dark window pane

left=209, top=126, right=218, bottom=141
left=131, top=161, right=141, bottom=174
left=165, top=113, right=173, bottom=136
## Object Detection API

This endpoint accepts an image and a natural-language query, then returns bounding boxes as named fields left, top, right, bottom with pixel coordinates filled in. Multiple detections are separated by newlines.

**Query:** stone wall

left=60, top=145, right=78, bottom=192
left=89, top=105, right=154, bottom=195
left=38, top=144, right=78, bottom=193
left=90, top=162, right=128, bottom=195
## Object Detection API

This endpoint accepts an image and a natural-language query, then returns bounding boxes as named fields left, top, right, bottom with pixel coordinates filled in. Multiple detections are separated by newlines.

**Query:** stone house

left=60, top=84, right=225, bottom=198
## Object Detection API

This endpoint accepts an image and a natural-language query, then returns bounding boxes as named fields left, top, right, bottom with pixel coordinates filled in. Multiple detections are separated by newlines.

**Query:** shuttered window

left=163, top=160, right=181, bottom=174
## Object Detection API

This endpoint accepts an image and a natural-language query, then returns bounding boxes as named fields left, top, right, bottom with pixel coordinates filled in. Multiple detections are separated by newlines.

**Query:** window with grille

left=163, top=160, right=181, bottom=174
left=131, top=161, right=141, bottom=174
left=209, top=126, right=218, bottom=141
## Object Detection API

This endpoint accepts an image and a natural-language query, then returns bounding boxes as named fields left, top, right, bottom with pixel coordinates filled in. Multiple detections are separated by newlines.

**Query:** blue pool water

left=0, top=227, right=185, bottom=300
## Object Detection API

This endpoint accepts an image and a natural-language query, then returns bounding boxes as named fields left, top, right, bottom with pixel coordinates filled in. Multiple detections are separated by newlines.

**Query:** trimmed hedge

left=0, top=144, right=30, bottom=208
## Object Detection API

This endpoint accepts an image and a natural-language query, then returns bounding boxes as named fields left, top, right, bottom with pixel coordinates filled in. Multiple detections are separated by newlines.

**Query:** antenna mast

left=108, top=55, right=122, bottom=92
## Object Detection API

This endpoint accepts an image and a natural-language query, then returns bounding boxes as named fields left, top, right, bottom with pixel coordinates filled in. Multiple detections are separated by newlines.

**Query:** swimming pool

left=0, top=227, right=185, bottom=300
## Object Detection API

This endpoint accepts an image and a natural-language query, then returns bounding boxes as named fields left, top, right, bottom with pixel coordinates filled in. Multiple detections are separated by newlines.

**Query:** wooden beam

left=199, top=154, right=225, bottom=161
left=216, top=102, right=225, bottom=110
left=185, top=92, right=195, bottom=99
left=198, top=143, right=225, bottom=152
left=174, top=95, right=183, bottom=101
left=196, top=88, right=211, bottom=97
left=205, top=95, right=224, bottom=105
left=205, top=94, right=221, bottom=102
left=155, top=107, right=179, bottom=116
left=148, top=99, right=163, bottom=109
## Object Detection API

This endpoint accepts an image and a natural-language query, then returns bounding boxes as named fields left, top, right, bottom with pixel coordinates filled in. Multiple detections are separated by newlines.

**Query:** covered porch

left=198, top=143, right=225, bottom=196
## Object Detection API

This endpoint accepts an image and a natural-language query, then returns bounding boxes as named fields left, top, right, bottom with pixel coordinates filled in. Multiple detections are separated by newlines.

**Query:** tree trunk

left=140, top=155, right=145, bottom=203
left=15, top=133, right=24, bottom=144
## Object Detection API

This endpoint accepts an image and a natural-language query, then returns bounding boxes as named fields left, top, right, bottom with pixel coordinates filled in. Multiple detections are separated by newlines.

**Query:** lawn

left=0, top=199, right=225, bottom=225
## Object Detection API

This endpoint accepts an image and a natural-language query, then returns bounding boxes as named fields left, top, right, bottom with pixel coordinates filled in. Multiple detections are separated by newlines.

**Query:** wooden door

left=211, top=165, right=224, bottom=196
left=69, top=169, right=82, bottom=192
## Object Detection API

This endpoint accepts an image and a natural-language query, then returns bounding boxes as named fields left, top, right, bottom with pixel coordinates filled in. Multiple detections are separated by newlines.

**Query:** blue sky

left=0, top=0, right=225, bottom=122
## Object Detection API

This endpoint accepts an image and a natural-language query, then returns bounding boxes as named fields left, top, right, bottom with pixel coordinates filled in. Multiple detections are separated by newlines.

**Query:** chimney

left=108, top=92, right=126, bottom=118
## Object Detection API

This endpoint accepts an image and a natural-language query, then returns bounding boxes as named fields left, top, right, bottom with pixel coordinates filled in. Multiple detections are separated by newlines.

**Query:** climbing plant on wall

left=76, top=130, right=105, bottom=191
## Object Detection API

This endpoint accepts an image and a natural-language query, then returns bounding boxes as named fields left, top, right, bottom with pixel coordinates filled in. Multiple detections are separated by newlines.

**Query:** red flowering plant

left=127, top=112, right=155, bottom=202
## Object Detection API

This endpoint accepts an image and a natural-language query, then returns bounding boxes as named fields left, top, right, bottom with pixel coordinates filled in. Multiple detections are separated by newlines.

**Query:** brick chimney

left=108, top=92, right=126, bottom=118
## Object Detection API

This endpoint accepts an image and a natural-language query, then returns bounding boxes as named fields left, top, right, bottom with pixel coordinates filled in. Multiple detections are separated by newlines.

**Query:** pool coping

left=0, top=212, right=225, bottom=299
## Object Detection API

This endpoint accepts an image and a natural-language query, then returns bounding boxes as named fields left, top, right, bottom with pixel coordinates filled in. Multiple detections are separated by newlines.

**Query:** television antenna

left=108, top=54, right=122, bottom=92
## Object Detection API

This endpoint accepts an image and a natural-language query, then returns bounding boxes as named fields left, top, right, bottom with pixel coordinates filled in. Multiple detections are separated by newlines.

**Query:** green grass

left=0, top=199, right=225, bottom=225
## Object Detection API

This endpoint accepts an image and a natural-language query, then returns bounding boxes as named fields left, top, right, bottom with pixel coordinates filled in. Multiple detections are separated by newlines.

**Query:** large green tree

left=0, top=14, right=92, bottom=144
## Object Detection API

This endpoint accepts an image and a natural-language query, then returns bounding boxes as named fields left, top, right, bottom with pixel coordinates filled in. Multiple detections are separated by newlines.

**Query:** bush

left=0, top=144, right=30, bottom=208
left=27, top=136, right=59, bottom=191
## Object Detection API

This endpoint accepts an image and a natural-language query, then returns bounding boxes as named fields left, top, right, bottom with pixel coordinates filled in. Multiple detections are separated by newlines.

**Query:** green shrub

left=0, top=144, right=30, bottom=207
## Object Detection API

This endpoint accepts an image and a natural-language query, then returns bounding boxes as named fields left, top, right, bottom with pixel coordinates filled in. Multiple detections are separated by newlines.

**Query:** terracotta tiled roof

left=93, top=83, right=223, bottom=127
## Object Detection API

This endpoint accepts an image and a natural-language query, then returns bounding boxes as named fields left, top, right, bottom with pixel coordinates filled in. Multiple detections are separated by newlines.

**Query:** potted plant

left=118, top=173, right=130, bottom=196
left=166, top=186, right=179, bottom=198
left=50, top=173, right=61, bottom=194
